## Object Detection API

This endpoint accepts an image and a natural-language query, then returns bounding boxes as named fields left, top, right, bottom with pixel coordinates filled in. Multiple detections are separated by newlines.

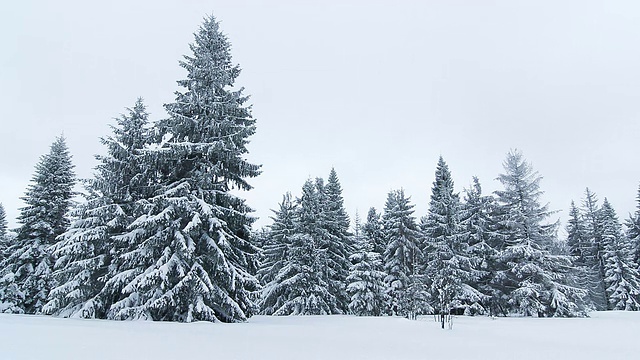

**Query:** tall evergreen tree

left=459, top=176, right=498, bottom=315
left=493, top=150, right=585, bottom=317
left=346, top=213, right=387, bottom=316
left=423, top=157, right=483, bottom=321
left=581, top=188, right=608, bottom=310
left=600, top=199, right=640, bottom=310
left=382, top=189, right=424, bottom=317
left=108, top=16, right=260, bottom=322
left=0, top=136, right=76, bottom=314
left=44, top=99, right=152, bottom=318
left=564, top=200, right=593, bottom=309
left=320, top=168, right=352, bottom=312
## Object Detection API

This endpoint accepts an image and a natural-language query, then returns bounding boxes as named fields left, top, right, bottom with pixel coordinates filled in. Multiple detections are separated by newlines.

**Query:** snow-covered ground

left=1, top=312, right=638, bottom=359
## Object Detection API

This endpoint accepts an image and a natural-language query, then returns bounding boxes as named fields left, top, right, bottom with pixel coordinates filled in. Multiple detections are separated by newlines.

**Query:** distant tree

left=564, top=200, right=593, bottom=309
left=566, top=201, right=589, bottom=264
left=262, top=233, right=333, bottom=315
left=382, top=189, right=424, bottom=317
left=363, top=207, right=386, bottom=257
left=460, top=176, right=497, bottom=315
left=0, top=203, right=19, bottom=313
left=493, top=150, right=585, bottom=317
left=0, top=203, right=7, bottom=263
left=320, top=168, right=353, bottom=312
left=347, top=213, right=387, bottom=316
left=259, top=193, right=300, bottom=314
left=44, top=99, right=152, bottom=318
left=423, top=157, right=483, bottom=325
left=258, top=193, right=297, bottom=287
left=0, top=136, right=76, bottom=314
left=581, top=188, right=608, bottom=310
left=0, top=203, right=7, bottom=240
left=261, top=180, right=334, bottom=315
left=625, top=184, right=640, bottom=268
left=600, top=199, right=640, bottom=310
left=107, top=16, right=260, bottom=322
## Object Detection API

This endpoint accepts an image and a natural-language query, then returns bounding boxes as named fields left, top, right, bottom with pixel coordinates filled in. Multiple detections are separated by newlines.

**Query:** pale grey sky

left=1, top=1, right=639, bottom=232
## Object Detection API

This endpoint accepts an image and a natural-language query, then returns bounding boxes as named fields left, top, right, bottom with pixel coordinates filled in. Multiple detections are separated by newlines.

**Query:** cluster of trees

left=0, top=16, right=260, bottom=322
left=1, top=14, right=639, bottom=324
left=566, top=189, right=640, bottom=311
left=259, top=154, right=622, bottom=318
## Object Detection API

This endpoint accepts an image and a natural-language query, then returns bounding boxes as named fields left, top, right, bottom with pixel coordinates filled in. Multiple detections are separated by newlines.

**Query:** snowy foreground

left=1, top=312, right=639, bottom=360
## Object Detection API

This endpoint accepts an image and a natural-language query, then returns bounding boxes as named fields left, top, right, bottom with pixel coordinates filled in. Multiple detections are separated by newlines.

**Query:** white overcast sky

left=1, top=1, right=639, bottom=232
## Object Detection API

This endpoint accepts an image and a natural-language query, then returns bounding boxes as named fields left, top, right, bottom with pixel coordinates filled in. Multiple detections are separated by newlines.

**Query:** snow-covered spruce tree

left=258, top=192, right=297, bottom=287
left=564, top=200, right=594, bottom=309
left=263, top=233, right=333, bottom=315
left=566, top=201, right=589, bottom=265
left=382, top=189, right=425, bottom=317
left=0, top=203, right=7, bottom=262
left=259, top=193, right=299, bottom=313
left=423, top=157, right=483, bottom=320
left=600, top=199, right=640, bottom=310
left=459, top=176, right=498, bottom=315
left=43, top=99, right=152, bottom=318
left=261, top=180, right=335, bottom=315
left=581, top=188, right=608, bottom=310
left=363, top=207, right=386, bottom=257
left=0, top=136, right=76, bottom=314
left=320, top=168, right=353, bottom=312
left=0, top=203, right=21, bottom=313
left=493, top=150, right=586, bottom=317
left=0, top=203, right=6, bottom=240
left=109, top=16, right=261, bottom=323
left=347, top=213, right=387, bottom=316
left=626, top=184, right=640, bottom=269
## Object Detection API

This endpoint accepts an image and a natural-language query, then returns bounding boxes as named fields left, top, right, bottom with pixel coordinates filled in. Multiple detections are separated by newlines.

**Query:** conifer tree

left=0, top=203, right=7, bottom=262
left=460, top=176, right=503, bottom=315
left=423, top=157, right=483, bottom=320
left=382, top=189, right=424, bottom=317
left=626, top=184, right=640, bottom=268
left=460, top=176, right=498, bottom=315
left=259, top=193, right=297, bottom=293
left=347, top=213, right=387, bottom=316
left=0, top=203, right=6, bottom=240
left=566, top=201, right=589, bottom=264
left=258, top=193, right=298, bottom=315
left=363, top=207, right=386, bottom=257
left=320, top=168, right=352, bottom=312
left=581, top=188, right=608, bottom=310
left=493, top=150, right=585, bottom=317
left=600, top=199, right=640, bottom=310
left=564, top=200, right=593, bottom=309
left=261, top=181, right=334, bottom=315
left=0, top=203, right=20, bottom=313
left=109, top=16, right=260, bottom=322
left=0, top=136, right=76, bottom=314
left=262, top=233, right=333, bottom=315
left=44, top=99, right=152, bottom=318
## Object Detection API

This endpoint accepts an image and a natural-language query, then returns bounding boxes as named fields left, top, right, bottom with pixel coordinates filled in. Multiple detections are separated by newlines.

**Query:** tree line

left=1, top=15, right=639, bottom=323
left=257, top=155, right=640, bottom=319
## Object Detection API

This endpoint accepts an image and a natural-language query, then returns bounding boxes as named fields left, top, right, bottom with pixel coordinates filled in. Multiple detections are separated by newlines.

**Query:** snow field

left=1, top=311, right=639, bottom=360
